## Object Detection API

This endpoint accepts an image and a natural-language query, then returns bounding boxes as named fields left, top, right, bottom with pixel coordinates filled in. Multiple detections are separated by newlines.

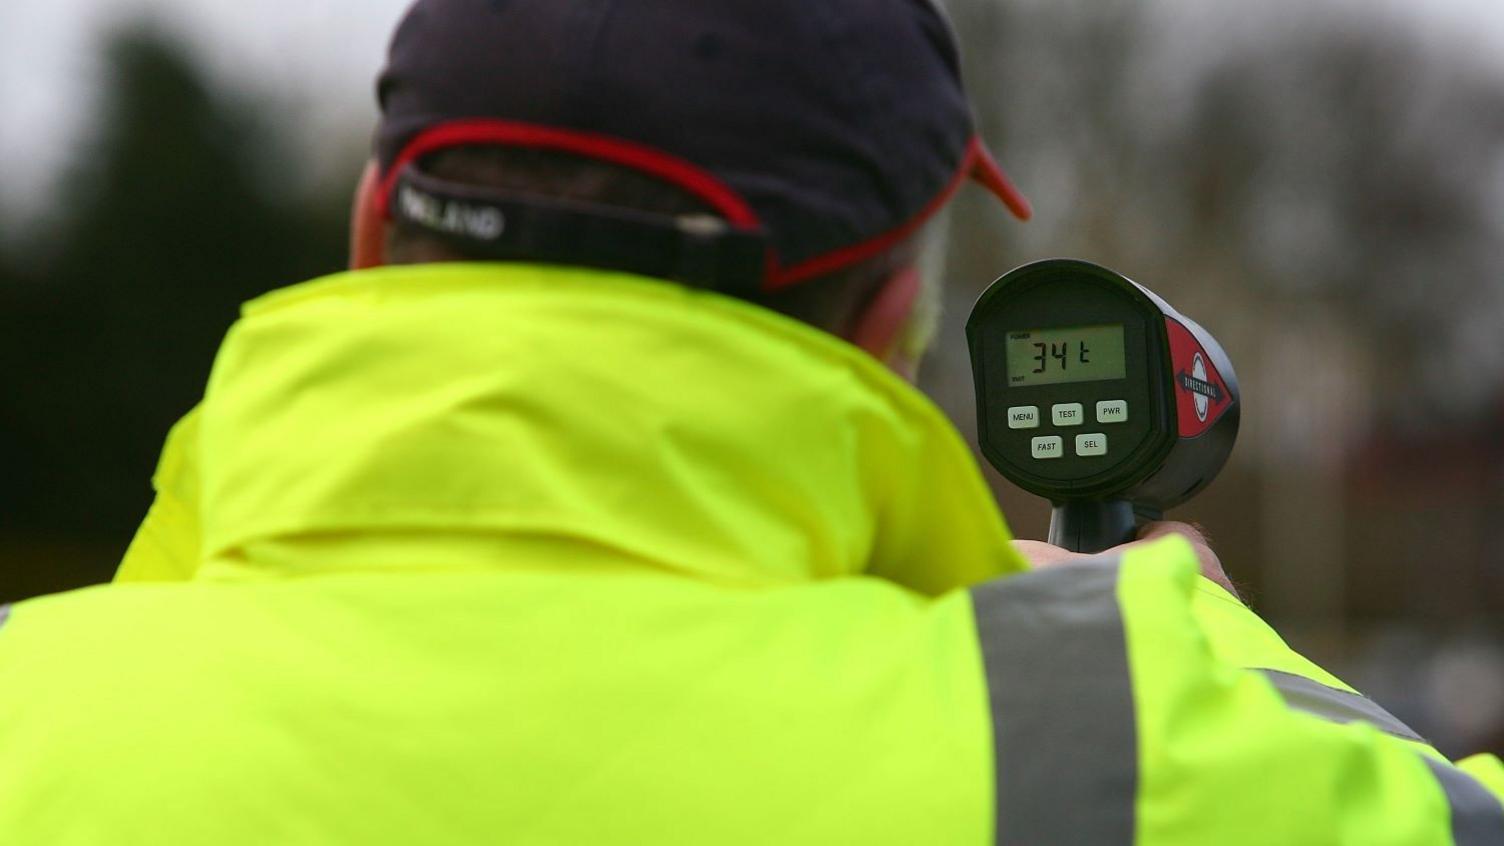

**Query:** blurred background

left=1, top=0, right=1500, bottom=756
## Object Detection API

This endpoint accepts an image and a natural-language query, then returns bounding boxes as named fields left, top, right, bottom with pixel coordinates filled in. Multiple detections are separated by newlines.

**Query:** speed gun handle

left=1047, top=500, right=1163, bottom=554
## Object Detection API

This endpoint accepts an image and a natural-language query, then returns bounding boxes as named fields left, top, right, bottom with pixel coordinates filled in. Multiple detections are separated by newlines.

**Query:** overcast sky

left=1, top=0, right=1501, bottom=220
left=0, top=0, right=412, bottom=216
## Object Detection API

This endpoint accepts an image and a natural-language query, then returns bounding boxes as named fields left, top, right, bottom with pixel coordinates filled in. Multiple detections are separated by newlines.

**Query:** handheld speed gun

left=967, top=259, right=1240, bottom=553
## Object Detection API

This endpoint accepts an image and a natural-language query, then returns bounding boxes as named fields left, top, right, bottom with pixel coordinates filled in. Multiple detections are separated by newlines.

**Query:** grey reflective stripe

left=1259, top=669, right=1427, bottom=743
left=970, top=557, right=1136, bottom=846
left=1263, top=670, right=1504, bottom=843
left=1422, top=756, right=1504, bottom=846
left=0, top=603, right=10, bottom=630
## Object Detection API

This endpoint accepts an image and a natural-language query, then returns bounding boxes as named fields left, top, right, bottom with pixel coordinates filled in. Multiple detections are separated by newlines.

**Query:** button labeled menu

left=1052, top=403, right=1084, bottom=427
left=1075, top=433, right=1108, bottom=457
left=1096, top=400, right=1128, bottom=424
left=1006, top=406, right=1040, bottom=430
left=1031, top=436, right=1064, bottom=460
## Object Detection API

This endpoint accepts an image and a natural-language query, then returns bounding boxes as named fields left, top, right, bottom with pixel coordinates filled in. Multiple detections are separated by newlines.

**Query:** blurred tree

left=1171, top=20, right=1504, bottom=425
left=0, top=245, right=26, bottom=522
left=940, top=0, right=1504, bottom=428
left=1, top=24, right=347, bottom=564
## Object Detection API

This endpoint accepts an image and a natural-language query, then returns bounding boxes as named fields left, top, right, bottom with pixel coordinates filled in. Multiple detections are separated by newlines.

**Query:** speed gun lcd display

left=1005, top=325, right=1127, bottom=387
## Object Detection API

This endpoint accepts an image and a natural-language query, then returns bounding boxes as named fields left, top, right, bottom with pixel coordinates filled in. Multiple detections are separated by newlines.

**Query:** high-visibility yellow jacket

left=0, top=263, right=1499, bottom=845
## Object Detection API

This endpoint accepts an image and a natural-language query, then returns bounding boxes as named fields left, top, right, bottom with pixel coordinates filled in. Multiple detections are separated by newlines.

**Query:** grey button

left=1096, top=400, right=1128, bottom=424
left=1075, top=433, right=1108, bottom=457
left=1052, top=403, right=1085, bottom=427
left=1007, top=406, right=1040, bottom=430
left=1031, top=436, right=1065, bottom=460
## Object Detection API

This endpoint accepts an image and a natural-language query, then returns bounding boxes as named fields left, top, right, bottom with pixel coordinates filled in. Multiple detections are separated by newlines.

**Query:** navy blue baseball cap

left=374, top=0, right=1030, bottom=292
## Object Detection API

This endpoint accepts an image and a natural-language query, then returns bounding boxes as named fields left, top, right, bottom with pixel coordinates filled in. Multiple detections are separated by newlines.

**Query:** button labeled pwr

left=1096, top=400, right=1128, bottom=424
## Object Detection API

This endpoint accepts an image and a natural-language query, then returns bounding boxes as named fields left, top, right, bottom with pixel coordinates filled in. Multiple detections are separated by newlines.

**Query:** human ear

left=349, top=159, right=388, bottom=270
left=850, top=266, right=922, bottom=380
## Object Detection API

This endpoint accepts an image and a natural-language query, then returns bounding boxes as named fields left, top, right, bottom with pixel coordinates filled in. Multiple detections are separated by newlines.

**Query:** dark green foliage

left=0, top=25, right=347, bottom=556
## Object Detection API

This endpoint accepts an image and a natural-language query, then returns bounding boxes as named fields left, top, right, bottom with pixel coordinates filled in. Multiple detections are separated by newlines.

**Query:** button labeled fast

left=1075, top=433, right=1108, bottom=457
left=1096, top=400, right=1128, bottom=424
left=1006, top=406, right=1040, bottom=430
left=1052, top=403, right=1084, bottom=427
left=1031, top=436, right=1064, bottom=460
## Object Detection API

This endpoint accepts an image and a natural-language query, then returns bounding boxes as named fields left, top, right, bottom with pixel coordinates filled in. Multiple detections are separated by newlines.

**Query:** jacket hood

left=135, top=263, right=1024, bottom=593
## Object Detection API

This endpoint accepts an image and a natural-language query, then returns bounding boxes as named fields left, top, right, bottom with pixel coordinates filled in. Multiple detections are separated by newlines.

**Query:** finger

left=1136, top=520, right=1208, bottom=546
left=1133, top=521, right=1239, bottom=598
left=1010, top=539, right=1087, bottom=570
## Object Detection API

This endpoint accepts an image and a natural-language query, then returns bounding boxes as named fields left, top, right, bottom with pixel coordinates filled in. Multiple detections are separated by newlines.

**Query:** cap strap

left=392, top=168, right=770, bottom=295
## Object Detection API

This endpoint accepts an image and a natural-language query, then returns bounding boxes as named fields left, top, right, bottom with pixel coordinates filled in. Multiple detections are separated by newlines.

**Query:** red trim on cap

left=767, top=136, right=1031, bottom=290
left=378, top=120, right=762, bottom=229
left=380, top=123, right=1030, bottom=293
left=970, top=140, right=1033, bottom=222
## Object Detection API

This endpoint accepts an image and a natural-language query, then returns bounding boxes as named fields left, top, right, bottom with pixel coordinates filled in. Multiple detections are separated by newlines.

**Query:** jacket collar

left=194, top=263, right=1024, bottom=593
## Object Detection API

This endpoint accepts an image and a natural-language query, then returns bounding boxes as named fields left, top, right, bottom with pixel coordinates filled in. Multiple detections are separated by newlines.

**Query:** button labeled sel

left=1031, top=436, right=1064, bottom=460
left=1096, top=400, right=1128, bottom=424
left=1075, top=433, right=1109, bottom=457
left=1006, top=405, right=1040, bottom=430
left=1052, top=403, right=1084, bottom=427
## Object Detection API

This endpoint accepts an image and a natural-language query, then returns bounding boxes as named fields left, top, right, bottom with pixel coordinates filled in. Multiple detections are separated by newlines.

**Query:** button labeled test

left=1075, top=433, right=1108, bottom=457
left=1052, top=403, right=1084, bottom=427
left=1006, top=406, right=1040, bottom=430
left=1031, top=436, right=1064, bottom=460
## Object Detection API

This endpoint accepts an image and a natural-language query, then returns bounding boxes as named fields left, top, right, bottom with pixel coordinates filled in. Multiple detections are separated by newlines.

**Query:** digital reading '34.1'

left=1005, top=325, right=1126, bottom=387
